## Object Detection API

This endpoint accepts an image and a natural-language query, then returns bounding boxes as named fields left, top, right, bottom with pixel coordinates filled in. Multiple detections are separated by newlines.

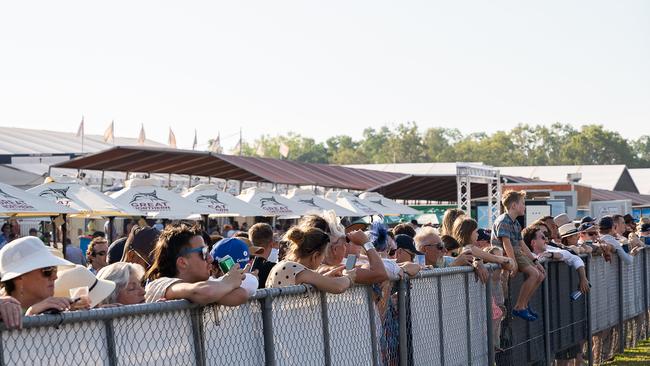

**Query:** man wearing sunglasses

left=87, top=237, right=109, bottom=275
left=144, top=224, right=249, bottom=306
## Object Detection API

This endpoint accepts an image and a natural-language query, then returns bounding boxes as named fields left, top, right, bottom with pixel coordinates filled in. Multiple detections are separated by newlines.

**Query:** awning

left=52, top=146, right=405, bottom=190
left=369, top=175, right=488, bottom=201
left=237, top=187, right=312, bottom=217
left=183, top=184, right=266, bottom=217
left=358, top=192, right=421, bottom=215
left=285, top=188, right=358, bottom=217
left=0, top=182, right=77, bottom=217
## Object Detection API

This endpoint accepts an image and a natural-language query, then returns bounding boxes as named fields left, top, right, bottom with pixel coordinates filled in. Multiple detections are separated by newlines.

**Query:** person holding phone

left=266, top=227, right=356, bottom=293
left=0, top=236, right=74, bottom=317
left=144, top=224, right=250, bottom=306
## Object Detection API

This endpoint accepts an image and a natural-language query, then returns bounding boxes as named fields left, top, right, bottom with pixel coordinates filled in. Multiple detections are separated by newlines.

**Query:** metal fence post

left=261, top=296, right=276, bottom=366
left=464, top=272, right=472, bottom=365
left=585, top=255, right=594, bottom=366
left=437, top=276, right=446, bottom=366
left=485, top=268, right=495, bottom=366
left=189, top=307, right=206, bottom=366
left=320, top=292, right=332, bottom=366
left=366, top=286, right=379, bottom=366
left=103, top=319, right=118, bottom=366
left=618, top=256, right=625, bottom=353
left=644, top=249, right=649, bottom=341
left=398, top=278, right=408, bottom=366
left=0, top=326, right=5, bottom=366
left=542, top=262, right=551, bottom=366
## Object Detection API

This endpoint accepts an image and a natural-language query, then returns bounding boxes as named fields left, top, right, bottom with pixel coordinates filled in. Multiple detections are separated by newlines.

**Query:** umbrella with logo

left=183, top=184, right=265, bottom=217
left=110, top=178, right=204, bottom=220
left=27, top=176, right=141, bottom=218
left=237, top=187, right=312, bottom=217
left=0, top=182, right=76, bottom=217
left=285, top=188, right=358, bottom=217
left=358, top=192, right=421, bottom=216
left=325, top=191, right=381, bottom=217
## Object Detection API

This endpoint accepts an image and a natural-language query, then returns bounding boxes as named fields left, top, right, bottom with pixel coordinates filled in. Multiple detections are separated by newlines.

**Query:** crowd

left=0, top=189, right=648, bottom=364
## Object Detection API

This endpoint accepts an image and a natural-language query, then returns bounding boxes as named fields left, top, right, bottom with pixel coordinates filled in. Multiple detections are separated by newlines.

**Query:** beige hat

left=0, top=236, right=73, bottom=282
left=554, top=214, right=572, bottom=228
left=54, top=265, right=116, bottom=308
left=558, top=223, right=579, bottom=238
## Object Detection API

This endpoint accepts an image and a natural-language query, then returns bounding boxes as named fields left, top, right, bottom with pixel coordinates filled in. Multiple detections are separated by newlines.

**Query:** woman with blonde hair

left=441, top=208, right=465, bottom=236
left=266, top=226, right=356, bottom=293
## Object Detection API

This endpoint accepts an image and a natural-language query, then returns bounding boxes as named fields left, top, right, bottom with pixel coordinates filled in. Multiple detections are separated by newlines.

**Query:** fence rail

left=3, top=249, right=650, bottom=365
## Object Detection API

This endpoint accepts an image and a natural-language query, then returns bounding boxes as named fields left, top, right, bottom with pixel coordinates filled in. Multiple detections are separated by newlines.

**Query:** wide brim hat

left=0, top=236, right=74, bottom=282
left=554, top=214, right=572, bottom=228
left=559, top=223, right=579, bottom=238
left=54, top=265, right=116, bottom=308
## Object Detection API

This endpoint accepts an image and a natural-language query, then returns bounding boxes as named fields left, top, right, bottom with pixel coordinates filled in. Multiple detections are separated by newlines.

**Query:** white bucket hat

left=0, top=236, right=73, bottom=282
left=54, top=265, right=116, bottom=308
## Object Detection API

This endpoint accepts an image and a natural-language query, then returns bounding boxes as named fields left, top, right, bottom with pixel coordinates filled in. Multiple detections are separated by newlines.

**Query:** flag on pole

left=192, top=129, right=198, bottom=150
left=76, top=116, right=85, bottom=138
left=279, top=142, right=290, bottom=158
left=168, top=127, right=177, bottom=148
left=137, top=124, right=146, bottom=145
left=230, top=141, right=241, bottom=155
left=103, top=120, right=114, bottom=143
left=209, top=133, right=222, bottom=153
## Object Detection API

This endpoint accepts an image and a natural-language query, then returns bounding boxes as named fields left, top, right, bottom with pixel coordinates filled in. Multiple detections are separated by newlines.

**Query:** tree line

left=232, top=123, right=650, bottom=167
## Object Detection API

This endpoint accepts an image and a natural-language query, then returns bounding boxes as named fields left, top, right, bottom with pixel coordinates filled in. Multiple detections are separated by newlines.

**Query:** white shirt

left=600, top=234, right=634, bottom=264
left=544, top=246, right=584, bottom=270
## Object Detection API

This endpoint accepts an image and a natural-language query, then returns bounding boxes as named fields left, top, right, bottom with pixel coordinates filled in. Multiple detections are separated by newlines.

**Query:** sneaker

left=527, top=306, right=539, bottom=318
left=512, top=308, right=537, bottom=321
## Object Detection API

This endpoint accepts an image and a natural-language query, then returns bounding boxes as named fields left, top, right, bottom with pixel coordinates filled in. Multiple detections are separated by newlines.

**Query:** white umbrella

left=359, top=192, right=421, bottom=215
left=325, top=191, right=380, bottom=216
left=285, top=189, right=358, bottom=217
left=237, top=187, right=312, bottom=217
left=28, top=176, right=140, bottom=218
left=110, top=178, right=203, bottom=219
left=183, top=184, right=266, bottom=217
left=0, top=182, right=76, bottom=217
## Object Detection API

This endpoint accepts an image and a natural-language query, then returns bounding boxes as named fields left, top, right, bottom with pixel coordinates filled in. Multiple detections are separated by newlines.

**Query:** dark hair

left=624, top=214, right=634, bottom=224
left=522, top=226, right=541, bottom=250
left=298, top=215, right=330, bottom=233
left=612, top=214, right=624, bottom=223
left=92, top=231, right=106, bottom=238
left=393, top=224, right=416, bottom=238
left=1, top=279, right=16, bottom=295
left=540, top=216, right=554, bottom=223
left=233, top=231, right=249, bottom=239
left=440, top=235, right=460, bottom=252
left=249, top=223, right=274, bottom=247
left=285, top=227, right=330, bottom=261
left=145, top=224, right=202, bottom=281
left=452, top=217, right=478, bottom=245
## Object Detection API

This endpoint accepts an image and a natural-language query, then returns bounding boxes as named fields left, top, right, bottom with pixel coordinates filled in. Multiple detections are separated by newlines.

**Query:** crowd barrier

left=2, top=248, right=650, bottom=365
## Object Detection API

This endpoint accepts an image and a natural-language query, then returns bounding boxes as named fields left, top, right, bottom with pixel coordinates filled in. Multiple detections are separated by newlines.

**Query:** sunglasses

left=41, top=266, right=57, bottom=278
left=423, top=243, right=445, bottom=250
left=92, top=251, right=107, bottom=257
left=585, top=232, right=598, bottom=237
left=179, top=246, right=210, bottom=261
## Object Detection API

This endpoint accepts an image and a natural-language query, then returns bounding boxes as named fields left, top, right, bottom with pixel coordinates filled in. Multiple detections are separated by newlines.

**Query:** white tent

left=28, top=176, right=140, bottom=218
left=326, top=191, right=380, bottom=216
left=183, top=184, right=266, bottom=217
left=285, top=189, right=358, bottom=217
left=0, top=182, right=76, bottom=217
left=358, top=192, right=420, bottom=215
left=110, top=178, right=203, bottom=219
left=237, top=187, right=312, bottom=217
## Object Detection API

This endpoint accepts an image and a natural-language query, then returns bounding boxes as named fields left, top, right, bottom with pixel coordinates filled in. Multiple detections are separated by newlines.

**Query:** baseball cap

left=581, top=216, right=595, bottom=224
left=211, top=238, right=251, bottom=269
left=598, top=216, right=614, bottom=230
left=394, top=234, right=423, bottom=255
left=640, top=223, right=650, bottom=233
left=477, top=228, right=491, bottom=242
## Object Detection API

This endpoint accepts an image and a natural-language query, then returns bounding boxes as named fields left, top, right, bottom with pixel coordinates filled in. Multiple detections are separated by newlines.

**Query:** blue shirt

left=491, top=213, right=522, bottom=248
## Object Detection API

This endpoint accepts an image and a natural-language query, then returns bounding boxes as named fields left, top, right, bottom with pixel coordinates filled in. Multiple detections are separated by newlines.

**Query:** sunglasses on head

left=41, top=266, right=57, bottom=278
left=179, top=246, right=210, bottom=261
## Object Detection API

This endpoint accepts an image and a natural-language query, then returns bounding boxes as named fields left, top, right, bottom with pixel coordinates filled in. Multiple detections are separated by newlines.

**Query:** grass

left=604, top=339, right=650, bottom=365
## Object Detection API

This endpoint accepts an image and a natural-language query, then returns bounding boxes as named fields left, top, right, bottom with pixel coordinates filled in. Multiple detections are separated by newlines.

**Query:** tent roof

left=52, top=146, right=404, bottom=190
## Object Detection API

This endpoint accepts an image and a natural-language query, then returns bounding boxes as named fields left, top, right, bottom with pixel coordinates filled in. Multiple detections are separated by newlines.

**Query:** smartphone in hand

left=218, top=255, right=236, bottom=273
left=345, top=254, right=357, bottom=271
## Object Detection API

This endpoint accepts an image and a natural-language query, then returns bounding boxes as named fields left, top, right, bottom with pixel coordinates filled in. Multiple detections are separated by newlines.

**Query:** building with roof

left=629, top=169, right=650, bottom=195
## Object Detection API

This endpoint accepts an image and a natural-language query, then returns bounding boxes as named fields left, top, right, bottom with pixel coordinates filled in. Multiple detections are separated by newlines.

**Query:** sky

left=0, top=1, right=648, bottom=151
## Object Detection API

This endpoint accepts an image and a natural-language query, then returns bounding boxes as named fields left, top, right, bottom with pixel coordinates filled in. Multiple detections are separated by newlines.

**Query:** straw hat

left=554, top=214, right=572, bottom=228
left=54, top=265, right=116, bottom=308
left=558, top=223, right=579, bottom=238
left=0, top=236, right=73, bottom=282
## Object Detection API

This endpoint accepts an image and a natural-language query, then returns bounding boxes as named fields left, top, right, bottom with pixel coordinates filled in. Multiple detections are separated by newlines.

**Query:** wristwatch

left=363, top=242, right=375, bottom=252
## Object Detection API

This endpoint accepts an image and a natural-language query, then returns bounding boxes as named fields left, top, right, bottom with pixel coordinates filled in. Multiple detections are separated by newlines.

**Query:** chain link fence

left=2, top=249, right=650, bottom=365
